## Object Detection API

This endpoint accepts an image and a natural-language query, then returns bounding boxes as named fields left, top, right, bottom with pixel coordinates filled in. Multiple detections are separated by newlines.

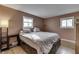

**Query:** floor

left=56, top=46, right=75, bottom=54
left=0, top=46, right=75, bottom=54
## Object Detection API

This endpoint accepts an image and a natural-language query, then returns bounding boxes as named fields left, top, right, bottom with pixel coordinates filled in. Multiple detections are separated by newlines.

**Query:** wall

left=1, top=5, right=79, bottom=41
left=44, top=12, right=79, bottom=41
left=0, top=5, right=44, bottom=36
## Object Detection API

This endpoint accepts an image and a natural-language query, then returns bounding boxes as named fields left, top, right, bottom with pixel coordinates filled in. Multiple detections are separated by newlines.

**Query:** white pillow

left=33, top=27, right=40, bottom=32
left=23, top=28, right=31, bottom=33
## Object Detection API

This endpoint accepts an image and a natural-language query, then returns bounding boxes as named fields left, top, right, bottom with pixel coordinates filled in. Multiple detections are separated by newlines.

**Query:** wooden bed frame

left=19, top=38, right=61, bottom=54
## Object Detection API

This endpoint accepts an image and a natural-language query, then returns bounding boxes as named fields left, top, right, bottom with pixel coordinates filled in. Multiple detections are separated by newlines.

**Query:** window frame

left=60, top=16, right=74, bottom=29
left=23, top=16, right=33, bottom=29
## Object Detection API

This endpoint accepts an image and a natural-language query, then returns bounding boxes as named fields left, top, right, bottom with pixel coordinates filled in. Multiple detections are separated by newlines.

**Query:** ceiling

left=2, top=4, right=79, bottom=18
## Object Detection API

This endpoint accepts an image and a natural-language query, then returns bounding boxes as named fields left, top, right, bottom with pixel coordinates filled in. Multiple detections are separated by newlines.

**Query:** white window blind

left=60, top=17, right=74, bottom=29
left=23, top=16, right=33, bottom=29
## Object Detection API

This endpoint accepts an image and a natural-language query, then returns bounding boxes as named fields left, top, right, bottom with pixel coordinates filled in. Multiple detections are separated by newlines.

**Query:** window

left=60, top=17, right=74, bottom=29
left=23, top=16, right=33, bottom=29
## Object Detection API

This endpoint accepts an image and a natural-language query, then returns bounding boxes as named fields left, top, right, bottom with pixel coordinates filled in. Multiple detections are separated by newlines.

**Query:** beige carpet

left=1, top=46, right=26, bottom=54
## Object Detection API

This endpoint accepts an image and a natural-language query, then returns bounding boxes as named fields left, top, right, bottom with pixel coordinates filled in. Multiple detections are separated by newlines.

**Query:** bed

left=19, top=32, right=61, bottom=54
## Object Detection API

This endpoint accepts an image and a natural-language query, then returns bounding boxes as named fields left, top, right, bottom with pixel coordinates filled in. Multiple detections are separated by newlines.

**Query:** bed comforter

left=20, top=32, right=60, bottom=54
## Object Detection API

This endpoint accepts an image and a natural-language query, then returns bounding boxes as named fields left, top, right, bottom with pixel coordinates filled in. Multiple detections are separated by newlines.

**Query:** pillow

left=23, top=28, right=31, bottom=33
left=33, top=27, right=40, bottom=32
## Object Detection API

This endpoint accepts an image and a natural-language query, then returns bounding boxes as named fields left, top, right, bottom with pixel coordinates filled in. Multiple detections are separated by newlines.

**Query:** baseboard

left=61, top=39, right=75, bottom=50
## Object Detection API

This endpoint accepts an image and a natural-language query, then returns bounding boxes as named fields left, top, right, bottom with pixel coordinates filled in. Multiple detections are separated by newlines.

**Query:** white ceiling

left=2, top=4, right=79, bottom=18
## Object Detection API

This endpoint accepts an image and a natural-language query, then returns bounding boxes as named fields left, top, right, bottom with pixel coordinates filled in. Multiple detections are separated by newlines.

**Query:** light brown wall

left=0, top=5, right=44, bottom=36
left=1, top=5, right=79, bottom=41
left=44, top=12, right=79, bottom=41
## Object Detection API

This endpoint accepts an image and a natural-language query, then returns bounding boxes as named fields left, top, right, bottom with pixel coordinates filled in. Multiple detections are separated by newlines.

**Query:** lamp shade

left=0, top=20, right=9, bottom=27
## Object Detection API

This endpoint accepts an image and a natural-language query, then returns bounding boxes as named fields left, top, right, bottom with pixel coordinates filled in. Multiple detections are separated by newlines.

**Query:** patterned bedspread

left=20, top=32, right=60, bottom=54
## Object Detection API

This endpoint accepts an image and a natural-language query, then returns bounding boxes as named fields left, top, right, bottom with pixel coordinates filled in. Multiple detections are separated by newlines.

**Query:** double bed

left=19, top=31, right=61, bottom=54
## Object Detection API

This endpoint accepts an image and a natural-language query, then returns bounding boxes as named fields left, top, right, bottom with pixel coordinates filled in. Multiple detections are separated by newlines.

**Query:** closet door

left=76, top=24, right=79, bottom=53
